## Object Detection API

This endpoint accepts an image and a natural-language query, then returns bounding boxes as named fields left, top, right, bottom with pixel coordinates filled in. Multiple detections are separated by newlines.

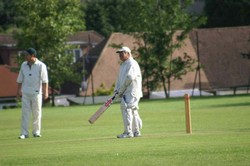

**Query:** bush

left=95, top=83, right=115, bottom=96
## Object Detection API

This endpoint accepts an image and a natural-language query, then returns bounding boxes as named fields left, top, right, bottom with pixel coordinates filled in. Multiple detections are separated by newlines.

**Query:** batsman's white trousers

left=21, top=93, right=42, bottom=135
left=120, top=95, right=142, bottom=134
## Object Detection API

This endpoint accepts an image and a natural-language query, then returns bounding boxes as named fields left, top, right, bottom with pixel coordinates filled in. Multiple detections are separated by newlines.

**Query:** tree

left=14, top=0, right=85, bottom=105
left=0, top=0, right=17, bottom=32
left=84, top=0, right=206, bottom=98
left=204, top=0, right=250, bottom=28
left=84, top=0, right=124, bottom=37
left=121, top=0, right=206, bottom=98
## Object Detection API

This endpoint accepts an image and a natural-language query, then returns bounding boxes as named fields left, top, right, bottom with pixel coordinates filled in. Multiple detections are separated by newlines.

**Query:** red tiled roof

left=0, top=34, right=16, bottom=46
left=190, top=26, right=250, bottom=89
left=67, top=31, right=104, bottom=45
left=0, top=65, right=18, bottom=97
left=83, top=26, right=250, bottom=96
left=0, top=65, right=58, bottom=97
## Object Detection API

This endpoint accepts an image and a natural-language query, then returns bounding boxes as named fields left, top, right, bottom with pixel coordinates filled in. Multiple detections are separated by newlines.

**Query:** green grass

left=0, top=95, right=249, bottom=166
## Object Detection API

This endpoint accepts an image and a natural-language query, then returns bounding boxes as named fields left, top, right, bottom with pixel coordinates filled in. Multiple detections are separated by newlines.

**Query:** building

left=82, top=26, right=250, bottom=97
left=0, top=26, right=249, bottom=104
left=0, top=31, right=105, bottom=99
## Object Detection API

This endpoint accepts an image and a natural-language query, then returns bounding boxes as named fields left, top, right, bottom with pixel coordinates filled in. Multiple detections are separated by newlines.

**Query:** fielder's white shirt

left=115, top=57, right=143, bottom=98
left=17, top=59, right=48, bottom=95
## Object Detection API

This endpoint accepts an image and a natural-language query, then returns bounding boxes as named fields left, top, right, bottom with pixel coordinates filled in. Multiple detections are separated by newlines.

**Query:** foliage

left=204, top=0, right=250, bottom=28
left=86, top=0, right=205, bottom=98
left=84, top=0, right=124, bottom=37
left=121, top=0, right=206, bottom=97
left=0, top=0, right=17, bottom=32
left=13, top=0, right=85, bottom=105
left=95, top=83, right=115, bottom=96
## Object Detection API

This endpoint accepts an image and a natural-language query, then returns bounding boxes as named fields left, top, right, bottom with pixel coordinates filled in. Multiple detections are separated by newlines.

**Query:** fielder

left=16, top=48, right=48, bottom=139
left=114, top=46, right=143, bottom=138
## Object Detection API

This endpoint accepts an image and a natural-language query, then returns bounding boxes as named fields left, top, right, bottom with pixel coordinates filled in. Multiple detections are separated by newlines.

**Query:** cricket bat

left=88, top=92, right=118, bottom=124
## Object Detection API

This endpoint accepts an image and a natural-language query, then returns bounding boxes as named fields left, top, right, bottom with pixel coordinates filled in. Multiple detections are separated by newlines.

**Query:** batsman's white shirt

left=115, top=57, right=142, bottom=99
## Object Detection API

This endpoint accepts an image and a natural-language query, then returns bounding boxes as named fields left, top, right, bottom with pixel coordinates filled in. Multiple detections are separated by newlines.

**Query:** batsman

left=114, top=46, right=143, bottom=138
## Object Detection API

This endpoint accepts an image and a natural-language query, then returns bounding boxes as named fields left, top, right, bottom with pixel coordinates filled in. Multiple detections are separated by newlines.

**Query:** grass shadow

left=209, top=102, right=250, bottom=108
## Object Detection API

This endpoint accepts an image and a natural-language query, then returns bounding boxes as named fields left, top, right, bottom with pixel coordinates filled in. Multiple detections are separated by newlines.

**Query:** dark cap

left=25, top=48, right=37, bottom=56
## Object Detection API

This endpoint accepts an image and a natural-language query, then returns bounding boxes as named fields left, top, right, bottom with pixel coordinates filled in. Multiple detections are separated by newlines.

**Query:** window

left=73, top=49, right=82, bottom=63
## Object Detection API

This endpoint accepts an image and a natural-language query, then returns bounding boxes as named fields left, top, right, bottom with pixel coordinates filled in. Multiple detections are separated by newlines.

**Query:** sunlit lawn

left=0, top=95, right=249, bottom=166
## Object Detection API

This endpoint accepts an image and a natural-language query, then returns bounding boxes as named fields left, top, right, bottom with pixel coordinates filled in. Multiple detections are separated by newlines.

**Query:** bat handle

left=111, top=91, right=119, bottom=100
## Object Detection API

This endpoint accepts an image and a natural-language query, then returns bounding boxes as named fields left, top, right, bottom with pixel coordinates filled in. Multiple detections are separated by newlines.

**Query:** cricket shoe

left=18, top=135, right=29, bottom=139
left=117, top=132, right=134, bottom=138
left=133, top=131, right=141, bottom=137
left=33, top=134, right=42, bottom=138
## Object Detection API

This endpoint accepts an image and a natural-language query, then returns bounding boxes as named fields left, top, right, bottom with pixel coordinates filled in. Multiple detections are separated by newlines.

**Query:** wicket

left=184, top=94, right=192, bottom=134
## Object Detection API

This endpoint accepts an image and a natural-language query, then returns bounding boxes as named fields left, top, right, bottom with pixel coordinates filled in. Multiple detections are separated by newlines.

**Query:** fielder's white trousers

left=120, top=95, right=142, bottom=134
left=21, top=93, right=42, bottom=136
